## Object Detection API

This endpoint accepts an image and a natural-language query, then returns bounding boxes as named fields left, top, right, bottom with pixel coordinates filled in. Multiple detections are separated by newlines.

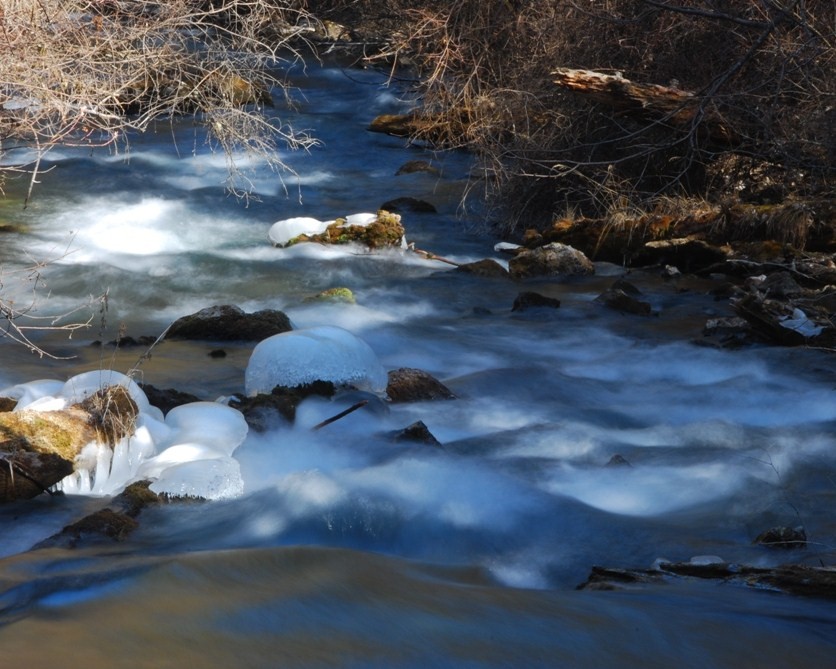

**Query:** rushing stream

left=1, top=60, right=835, bottom=667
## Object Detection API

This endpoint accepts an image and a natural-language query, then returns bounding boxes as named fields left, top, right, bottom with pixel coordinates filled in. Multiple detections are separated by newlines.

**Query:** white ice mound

left=244, top=325, right=388, bottom=396
left=268, top=216, right=330, bottom=247
left=161, top=402, right=249, bottom=455
left=0, top=379, right=66, bottom=411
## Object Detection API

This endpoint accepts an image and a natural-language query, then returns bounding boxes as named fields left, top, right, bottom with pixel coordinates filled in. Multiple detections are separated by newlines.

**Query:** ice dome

left=244, top=325, right=388, bottom=396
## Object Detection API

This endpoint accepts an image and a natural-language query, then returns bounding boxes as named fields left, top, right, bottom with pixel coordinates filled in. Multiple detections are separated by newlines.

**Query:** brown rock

left=387, top=368, right=455, bottom=403
left=455, top=259, right=510, bottom=279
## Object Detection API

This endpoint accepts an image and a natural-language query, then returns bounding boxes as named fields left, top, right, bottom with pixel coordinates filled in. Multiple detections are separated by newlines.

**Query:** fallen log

left=552, top=67, right=738, bottom=146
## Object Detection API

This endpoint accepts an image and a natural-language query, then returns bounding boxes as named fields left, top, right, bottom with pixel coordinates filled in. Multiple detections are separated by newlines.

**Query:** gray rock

left=508, top=243, right=594, bottom=279
left=166, top=305, right=292, bottom=342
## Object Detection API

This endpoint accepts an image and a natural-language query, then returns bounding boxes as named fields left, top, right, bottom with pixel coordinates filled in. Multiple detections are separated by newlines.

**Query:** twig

left=409, top=246, right=461, bottom=267
left=312, top=400, right=368, bottom=431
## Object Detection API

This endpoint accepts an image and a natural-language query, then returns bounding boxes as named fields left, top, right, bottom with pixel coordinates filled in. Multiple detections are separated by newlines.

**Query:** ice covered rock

left=60, top=370, right=152, bottom=415
left=1, top=371, right=249, bottom=502
left=245, top=325, right=388, bottom=396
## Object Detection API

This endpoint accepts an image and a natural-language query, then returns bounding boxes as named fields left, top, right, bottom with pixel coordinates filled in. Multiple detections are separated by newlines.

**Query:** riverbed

left=1, top=59, right=835, bottom=668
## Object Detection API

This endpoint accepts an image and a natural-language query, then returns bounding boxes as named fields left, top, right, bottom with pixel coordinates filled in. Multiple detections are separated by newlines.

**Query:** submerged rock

left=35, top=508, right=140, bottom=549
left=380, top=196, right=437, bottom=213
left=166, top=304, right=292, bottom=342
left=578, top=561, right=836, bottom=600
left=395, top=160, right=440, bottom=176
left=230, top=381, right=336, bottom=430
left=302, top=287, right=357, bottom=304
left=509, top=242, right=595, bottom=279
left=393, top=420, right=442, bottom=447
left=387, top=368, right=456, bottom=403
left=512, top=291, right=561, bottom=312
left=754, top=526, right=807, bottom=549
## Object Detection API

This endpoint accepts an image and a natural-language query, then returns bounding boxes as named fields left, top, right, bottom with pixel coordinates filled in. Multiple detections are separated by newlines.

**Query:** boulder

left=508, top=243, right=595, bottom=279
left=165, top=304, right=292, bottom=342
left=387, top=368, right=456, bottom=403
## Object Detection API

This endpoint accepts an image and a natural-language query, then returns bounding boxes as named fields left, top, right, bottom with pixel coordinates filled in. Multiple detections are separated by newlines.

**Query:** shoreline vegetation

left=1, top=0, right=834, bottom=349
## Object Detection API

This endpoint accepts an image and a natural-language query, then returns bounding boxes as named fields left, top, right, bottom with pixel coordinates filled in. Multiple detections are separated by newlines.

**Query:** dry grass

left=346, top=0, right=835, bottom=233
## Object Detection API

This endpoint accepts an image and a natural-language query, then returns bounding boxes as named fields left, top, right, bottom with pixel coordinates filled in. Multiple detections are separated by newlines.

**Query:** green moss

left=303, top=287, right=356, bottom=304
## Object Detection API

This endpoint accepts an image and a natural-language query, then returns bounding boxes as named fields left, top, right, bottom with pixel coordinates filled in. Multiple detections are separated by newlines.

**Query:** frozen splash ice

left=0, top=373, right=249, bottom=500
left=244, top=325, right=388, bottom=396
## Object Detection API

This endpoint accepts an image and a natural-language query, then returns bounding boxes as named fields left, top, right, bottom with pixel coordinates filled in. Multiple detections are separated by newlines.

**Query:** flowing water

left=1, top=60, right=835, bottom=667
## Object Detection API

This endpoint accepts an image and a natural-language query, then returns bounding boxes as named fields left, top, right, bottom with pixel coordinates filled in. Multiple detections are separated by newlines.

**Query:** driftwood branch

left=551, top=67, right=738, bottom=146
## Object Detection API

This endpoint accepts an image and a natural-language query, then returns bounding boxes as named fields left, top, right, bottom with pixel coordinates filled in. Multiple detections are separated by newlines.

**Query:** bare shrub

left=360, top=0, right=834, bottom=232
left=0, top=0, right=318, bottom=200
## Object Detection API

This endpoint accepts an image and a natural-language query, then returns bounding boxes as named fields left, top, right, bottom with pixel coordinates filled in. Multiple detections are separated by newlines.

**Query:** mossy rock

left=298, top=210, right=405, bottom=249
left=303, top=287, right=356, bottom=304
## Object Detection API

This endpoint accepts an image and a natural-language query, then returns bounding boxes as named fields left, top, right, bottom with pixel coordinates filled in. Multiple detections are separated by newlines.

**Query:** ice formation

left=268, top=212, right=379, bottom=247
left=268, top=216, right=331, bottom=247
left=244, top=325, right=388, bottom=396
left=0, top=372, right=249, bottom=500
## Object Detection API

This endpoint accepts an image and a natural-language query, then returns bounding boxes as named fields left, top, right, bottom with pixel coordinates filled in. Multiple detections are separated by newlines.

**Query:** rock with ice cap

left=245, top=325, right=388, bottom=396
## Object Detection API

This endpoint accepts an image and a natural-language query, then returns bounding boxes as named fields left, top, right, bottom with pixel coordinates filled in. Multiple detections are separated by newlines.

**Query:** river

left=1, top=59, right=834, bottom=668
